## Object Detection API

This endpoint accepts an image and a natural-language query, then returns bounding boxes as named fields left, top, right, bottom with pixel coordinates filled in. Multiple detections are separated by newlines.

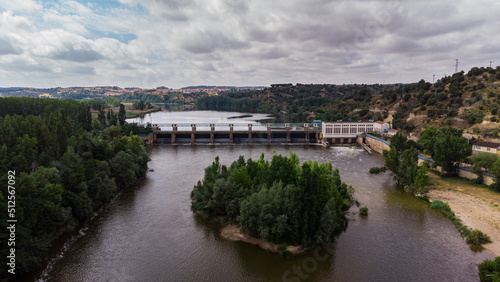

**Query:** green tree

left=191, top=153, right=351, bottom=247
left=469, top=152, right=499, bottom=183
left=470, top=152, right=499, bottom=173
left=383, top=140, right=420, bottom=189
left=118, top=103, right=126, bottom=126
left=433, top=128, right=472, bottom=176
left=97, top=103, right=106, bottom=126
left=413, top=165, right=430, bottom=192
left=418, top=127, right=438, bottom=156
left=391, top=132, right=408, bottom=152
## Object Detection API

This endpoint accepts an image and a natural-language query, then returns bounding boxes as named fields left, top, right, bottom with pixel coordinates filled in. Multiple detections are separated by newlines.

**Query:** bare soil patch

left=220, top=224, right=305, bottom=255
left=427, top=173, right=500, bottom=256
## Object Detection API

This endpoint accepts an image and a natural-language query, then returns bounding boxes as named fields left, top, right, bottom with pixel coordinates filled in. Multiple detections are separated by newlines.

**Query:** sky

left=0, top=0, right=499, bottom=89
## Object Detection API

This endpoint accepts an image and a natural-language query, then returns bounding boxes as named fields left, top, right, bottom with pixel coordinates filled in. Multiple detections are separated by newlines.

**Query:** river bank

left=220, top=225, right=306, bottom=255
left=427, top=173, right=500, bottom=256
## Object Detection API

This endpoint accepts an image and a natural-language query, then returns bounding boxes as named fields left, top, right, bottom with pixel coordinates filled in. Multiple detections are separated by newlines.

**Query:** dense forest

left=191, top=153, right=352, bottom=248
left=0, top=97, right=150, bottom=278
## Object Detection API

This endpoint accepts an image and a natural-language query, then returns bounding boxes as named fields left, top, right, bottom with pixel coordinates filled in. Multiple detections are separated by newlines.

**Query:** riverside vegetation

left=190, top=152, right=352, bottom=251
left=0, top=97, right=150, bottom=278
left=478, top=256, right=500, bottom=281
left=377, top=128, right=496, bottom=249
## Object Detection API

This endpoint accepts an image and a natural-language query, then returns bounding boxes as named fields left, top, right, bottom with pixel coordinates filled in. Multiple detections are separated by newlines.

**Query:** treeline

left=191, top=153, right=352, bottom=247
left=119, top=92, right=171, bottom=104
left=196, top=94, right=261, bottom=113
left=193, top=84, right=392, bottom=123
left=382, top=128, right=473, bottom=193
left=0, top=97, right=150, bottom=278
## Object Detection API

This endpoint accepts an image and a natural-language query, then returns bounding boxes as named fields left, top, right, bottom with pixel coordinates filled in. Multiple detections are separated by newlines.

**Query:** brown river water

left=31, top=111, right=493, bottom=281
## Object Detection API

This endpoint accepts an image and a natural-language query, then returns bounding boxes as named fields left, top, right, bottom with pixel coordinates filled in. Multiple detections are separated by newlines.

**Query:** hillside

left=194, top=66, right=500, bottom=140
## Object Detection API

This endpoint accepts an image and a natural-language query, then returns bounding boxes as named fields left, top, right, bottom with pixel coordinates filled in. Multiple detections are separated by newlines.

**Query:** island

left=190, top=152, right=352, bottom=255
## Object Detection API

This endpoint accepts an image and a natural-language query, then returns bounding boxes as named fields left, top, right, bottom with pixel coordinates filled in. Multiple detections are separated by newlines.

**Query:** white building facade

left=472, top=141, right=500, bottom=155
left=373, top=121, right=390, bottom=132
left=322, top=122, right=374, bottom=139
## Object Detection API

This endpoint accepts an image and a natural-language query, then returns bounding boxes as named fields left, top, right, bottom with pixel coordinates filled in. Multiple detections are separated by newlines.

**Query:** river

left=34, top=111, right=491, bottom=281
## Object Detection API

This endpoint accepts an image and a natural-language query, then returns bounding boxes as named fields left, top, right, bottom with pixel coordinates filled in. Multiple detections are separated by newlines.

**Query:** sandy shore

left=220, top=224, right=305, bottom=255
left=427, top=174, right=500, bottom=256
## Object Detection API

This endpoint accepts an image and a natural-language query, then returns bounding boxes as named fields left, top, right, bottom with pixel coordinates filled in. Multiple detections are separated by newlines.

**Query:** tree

left=413, top=165, right=430, bottom=192
left=391, top=132, right=408, bottom=152
left=469, top=152, right=499, bottom=183
left=118, top=103, right=126, bottom=126
left=470, top=152, right=498, bottom=173
left=191, top=153, right=351, bottom=247
left=383, top=147, right=400, bottom=183
left=383, top=139, right=420, bottom=189
left=97, top=103, right=106, bottom=126
left=488, top=158, right=500, bottom=191
left=433, top=128, right=471, bottom=176
left=399, top=147, right=419, bottom=186
left=418, top=127, right=438, bottom=156
left=0, top=97, right=151, bottom=277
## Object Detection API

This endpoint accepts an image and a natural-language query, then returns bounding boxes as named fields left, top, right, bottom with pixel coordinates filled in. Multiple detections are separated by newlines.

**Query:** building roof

left=375, top=121, right=386, bottom=124
left=473, top=141, right=500, bottom=148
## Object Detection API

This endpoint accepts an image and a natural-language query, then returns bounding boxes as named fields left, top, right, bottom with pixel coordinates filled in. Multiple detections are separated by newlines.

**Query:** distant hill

left=3, top=66, right=500, bottom=140
left=181, top=85, right=266, bottom=90
left=193, top=66, right=500, bottom=140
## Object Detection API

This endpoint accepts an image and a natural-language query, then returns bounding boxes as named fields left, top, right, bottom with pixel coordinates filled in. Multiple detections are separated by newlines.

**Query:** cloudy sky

left=0, top=0, right=499, bottom=88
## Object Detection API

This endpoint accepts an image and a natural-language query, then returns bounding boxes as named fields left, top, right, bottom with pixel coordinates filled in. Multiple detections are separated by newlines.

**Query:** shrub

left=466, top=229, right=491, bottom=246
left=359, top=206, right=368, bottom=216
left=281, top=250, right=293, bottom=260
left=417, top=196, right=430, bottom=202
left=369, top=166, right=387, bottom=174
left=430, top=200, right=452, bottom=213
left=437, top=93, right=448, bottom=101
left=478, top=257, right=500, bottom=282
left=491, top=117, right=498, bottom=122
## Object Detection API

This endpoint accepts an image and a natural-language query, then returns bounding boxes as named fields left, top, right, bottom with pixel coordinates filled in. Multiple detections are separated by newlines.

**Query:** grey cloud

left=254, top=47, right=289, bottom=60
left=65, top=65, right=96, bottom=74
left=131, top=0, right=193, bottom=21
left=181, top=31, right=249, bottom=54
left=377, top=36, right=424, bottom=54
left=0, top=57, right=51, bottom=73
left=221, top=0, right=249, bottom=14
left=3, top=0, right=500, bottom=88
left=0, top=37, right=20, bottom=55
left=49, top=48, right=103, bottom=62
